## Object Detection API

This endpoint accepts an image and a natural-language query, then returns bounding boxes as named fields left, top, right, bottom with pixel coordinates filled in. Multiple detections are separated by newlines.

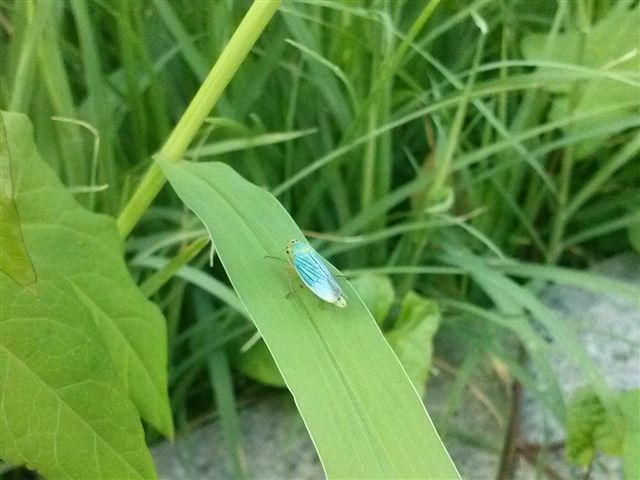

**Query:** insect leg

left=285, top=275, right=295, bottom=299
left=285, top=262, right=297, bottom=299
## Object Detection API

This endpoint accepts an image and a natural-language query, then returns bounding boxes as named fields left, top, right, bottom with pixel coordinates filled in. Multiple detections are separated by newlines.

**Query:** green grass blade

left=566, top=132, right=640, bottom=219
left=138, top=237, right=209, bottom=297
left=185, top=128, right=317, bottom=159
left=492, top=260, right=640, bottom=306
left=35, top=1, right=87, bottom=189
left=133, top=256, right=248, bottom=319
left=440, top=299, right=565, bottom=420
left=69, top=0, right=118, bottom=212
left=193, top=292, right=248, bottom=479
left=158, top=158, right=460, bottom=479
left=443, top=249, right=616, bottom=415
left=9, top=0, right=52, bottom=112
left=152, top=0, right=209, bottom=80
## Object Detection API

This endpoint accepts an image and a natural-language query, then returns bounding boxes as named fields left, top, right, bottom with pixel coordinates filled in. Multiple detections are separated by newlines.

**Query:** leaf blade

left=0, top=110, right=172, bottom=478
left=158, top=158, right=459, bottom=479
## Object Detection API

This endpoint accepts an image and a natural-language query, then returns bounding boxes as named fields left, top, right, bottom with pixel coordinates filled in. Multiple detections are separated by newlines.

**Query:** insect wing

left=292, top=249, right=343, bottom=303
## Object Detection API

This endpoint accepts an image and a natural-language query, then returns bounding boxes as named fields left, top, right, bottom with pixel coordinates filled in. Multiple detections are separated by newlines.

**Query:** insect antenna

left=263, top=255, right=287, bottom=263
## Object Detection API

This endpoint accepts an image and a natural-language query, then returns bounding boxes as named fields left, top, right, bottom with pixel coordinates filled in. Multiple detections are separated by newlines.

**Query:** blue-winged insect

left=268, top=239, right=347, bottom=308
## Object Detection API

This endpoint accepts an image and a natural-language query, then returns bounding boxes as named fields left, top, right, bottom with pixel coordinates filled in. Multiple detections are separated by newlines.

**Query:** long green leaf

left=158, top=158, right=459, bottom=479
left=492, top=261, right=640, bottom=306
left=185, top=128, right=317, bottom=159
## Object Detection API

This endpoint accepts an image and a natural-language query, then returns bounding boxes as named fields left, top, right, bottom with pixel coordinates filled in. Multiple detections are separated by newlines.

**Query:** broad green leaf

left=565, top=387, right=624, bottom=467
left=0, top=115, right=36, bottom=290
left=566, top=389, right=605, bottom=466
left=386, top=291, right=440, bottom=392
left=158, top=158, right=460, bottom=479
left=521, top=2, right=640, bottom=159
left=350, top=274, right=394, bottom=326
left=0, top=111, right=172, bottom=479
left=565, top=388, right=638, bottom=477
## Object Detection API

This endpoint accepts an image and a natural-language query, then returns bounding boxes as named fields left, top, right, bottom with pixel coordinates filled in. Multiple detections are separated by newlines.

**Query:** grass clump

left=1, top=0, right=639, bottom=478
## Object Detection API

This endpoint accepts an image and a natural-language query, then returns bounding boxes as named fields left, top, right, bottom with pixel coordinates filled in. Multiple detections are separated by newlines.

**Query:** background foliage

left=1, top=0, right=639, bottom=478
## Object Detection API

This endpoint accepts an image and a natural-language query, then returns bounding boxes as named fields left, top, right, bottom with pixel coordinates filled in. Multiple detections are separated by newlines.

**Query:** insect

left=283, top=239, right=347, bottom=308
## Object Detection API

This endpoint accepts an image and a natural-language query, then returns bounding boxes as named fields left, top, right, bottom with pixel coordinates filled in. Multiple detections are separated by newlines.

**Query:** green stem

left=429, top=32, right=486, bottom=201
left=117, top=0, right=281, bottom=236
left=139, top=237, right=210, bottom=297
left=565, top=132, right=640, bottom=220
left=547, top=10, right=589, bottom=263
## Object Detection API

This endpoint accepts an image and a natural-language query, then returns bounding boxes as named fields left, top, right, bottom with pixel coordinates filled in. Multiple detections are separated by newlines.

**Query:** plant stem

left=117, top=0, right=281, bottom=237
left=139, top=236, right=210, bottom=297
left=547, top=8, right=590, bottom=263
left=496, top=375, right=523, bottom=480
